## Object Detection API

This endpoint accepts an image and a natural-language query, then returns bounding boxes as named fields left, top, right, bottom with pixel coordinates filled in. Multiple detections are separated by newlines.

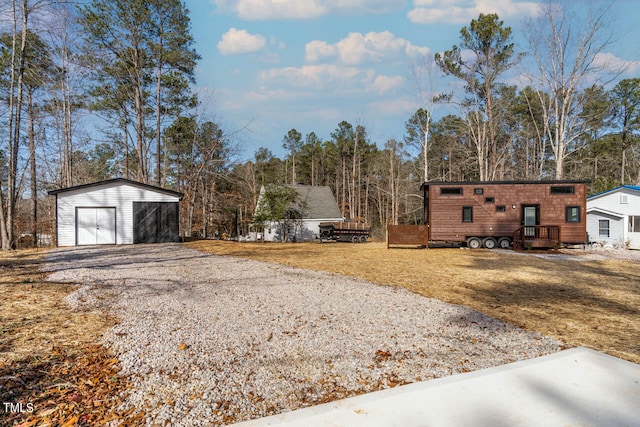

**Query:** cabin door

left=522, top=205, right=539, bottom=238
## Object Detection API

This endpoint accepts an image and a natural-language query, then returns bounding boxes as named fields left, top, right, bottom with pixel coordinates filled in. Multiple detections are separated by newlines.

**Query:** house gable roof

left=288, top=185, right=343, bottom=219
left=587, top=185, right=640, bottom=201
left=586, top=206, right=625, bottom=219
left=47, top=178, right=184, bottom=199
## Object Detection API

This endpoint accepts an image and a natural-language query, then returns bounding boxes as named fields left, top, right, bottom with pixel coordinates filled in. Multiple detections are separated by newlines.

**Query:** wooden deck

left=513, top=225, right=561, bottom=250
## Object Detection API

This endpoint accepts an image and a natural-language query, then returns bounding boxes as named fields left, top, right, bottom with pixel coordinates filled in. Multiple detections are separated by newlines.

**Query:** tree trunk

left=28, top=89, right=37, bottom=247
left=62, top=72, right=73, bottom=186
left=156, top=58, right=163, bottom=186
left=1, top=1, right=18, bottom=250
left=133, top=40, right=147, bottom=183
left=5, top=0, right=30, bottom=249
left=423, top=123, right=429, bottom=182
left=135, top=83, right=147, bottom=182
left=0, top=184, right=9, bottom=250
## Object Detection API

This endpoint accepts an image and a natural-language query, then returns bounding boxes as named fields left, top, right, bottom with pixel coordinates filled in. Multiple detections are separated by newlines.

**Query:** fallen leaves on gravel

left=1, top=344, right=143, bottom=427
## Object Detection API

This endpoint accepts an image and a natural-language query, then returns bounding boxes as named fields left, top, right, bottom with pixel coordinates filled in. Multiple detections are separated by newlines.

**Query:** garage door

left=133, top=202, right=179, bottom=244
left=77, top=207, right=116, bottom=245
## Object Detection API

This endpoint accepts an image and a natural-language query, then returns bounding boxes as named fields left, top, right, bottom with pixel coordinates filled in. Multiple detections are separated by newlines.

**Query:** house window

left=621, top=195, right=629, bottom=204
left=630, top=216, right=640, bottom=233
left=485, top=197, right=495, bottom=204
left=551, top=186, right=575, bottom=194
left=496, top=205, right=506, bottom=212
left=441, top=187, right=462, bottom=195
left=599, top=220, right=610, bottom=238
left=462, top=206, right=473, bottom=222
left=474, top=188, right=484, bottom=195
left=566, top=206, right=580, bottom=222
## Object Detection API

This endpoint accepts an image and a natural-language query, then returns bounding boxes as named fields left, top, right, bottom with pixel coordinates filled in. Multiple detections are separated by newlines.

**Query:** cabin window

left=496, top=205, right=506, bottom=212
left=599, top=220, right=610, bottom=238
left=474, top=188, right=484, bottom=195
left=566, top=206, right=580, bottom=222
left=462, top=206, right=473, bottom=222
left=441, top=187, right=462, bottom=195
left=551, top=186, right=575, bottom=194
left=630, top=216, right=640, bottom=233
left=485, top=197, right=494, bottom=204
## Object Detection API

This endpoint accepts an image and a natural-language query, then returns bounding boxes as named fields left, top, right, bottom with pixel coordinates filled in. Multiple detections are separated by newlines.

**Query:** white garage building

left=48, top=178, right=183, bottom=246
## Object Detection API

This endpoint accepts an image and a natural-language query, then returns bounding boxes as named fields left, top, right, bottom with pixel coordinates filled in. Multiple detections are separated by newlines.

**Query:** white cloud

left=408, top=0, right=541, bottom=24
left=306, top=31, right=430, bottom=65
left=213, top=0, right=406, bottom=20
left=367, top=97, right=419, bottom=116
left=217, top=28, right=267, bottom=55
left=305, top=40, right=337, bottom=63
left=593, top=52, right=640, bottom=76
left=372, top=75, right=405, bottom=93
left=257, top=64, right=404, bottom=94
left=258, top=64, right=367, bottom=89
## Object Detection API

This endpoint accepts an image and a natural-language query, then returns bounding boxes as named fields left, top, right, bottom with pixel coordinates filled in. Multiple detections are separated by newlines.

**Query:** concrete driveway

left=232, top=347, right=640, bottom=427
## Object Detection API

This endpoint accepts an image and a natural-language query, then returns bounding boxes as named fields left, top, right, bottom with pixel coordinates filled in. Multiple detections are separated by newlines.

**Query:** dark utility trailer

left=421, top=180, right=588, bottom=249
left=319, top=222, right=371, bottom=243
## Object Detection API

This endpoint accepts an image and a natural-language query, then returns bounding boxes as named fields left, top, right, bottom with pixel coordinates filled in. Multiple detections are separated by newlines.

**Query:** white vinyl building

left=586, top=185, right=640, bottom=250
left=48, top=178, right=183, bottom=246
left=254, top=185, right=344, bottom=242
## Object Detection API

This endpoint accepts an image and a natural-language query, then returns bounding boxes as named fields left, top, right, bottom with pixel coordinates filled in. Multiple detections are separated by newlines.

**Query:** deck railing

left=513, top=225, right=561, bottom=250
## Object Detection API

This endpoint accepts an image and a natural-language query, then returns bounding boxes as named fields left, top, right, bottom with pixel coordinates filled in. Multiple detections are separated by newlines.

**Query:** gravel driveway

left=44, top=244, right=562, bottom=426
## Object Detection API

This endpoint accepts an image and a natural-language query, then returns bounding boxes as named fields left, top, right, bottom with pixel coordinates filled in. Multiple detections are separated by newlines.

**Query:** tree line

left=1, top=1, right=638, bottom=248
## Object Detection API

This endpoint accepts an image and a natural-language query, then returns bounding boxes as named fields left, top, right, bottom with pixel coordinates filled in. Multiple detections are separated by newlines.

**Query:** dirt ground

left=186, top=240, right=640, bottom=365
left=0, top=249, right=143, bottom=426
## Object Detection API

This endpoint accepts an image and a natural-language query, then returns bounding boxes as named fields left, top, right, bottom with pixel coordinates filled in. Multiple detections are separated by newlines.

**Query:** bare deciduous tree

left=524, top=0, right=622, bottom=179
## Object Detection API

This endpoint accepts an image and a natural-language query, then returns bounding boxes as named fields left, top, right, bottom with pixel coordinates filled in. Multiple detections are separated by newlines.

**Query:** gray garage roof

left=287, top=185, right=343, bottom=219
left=48, top=178, right=184, bottom=199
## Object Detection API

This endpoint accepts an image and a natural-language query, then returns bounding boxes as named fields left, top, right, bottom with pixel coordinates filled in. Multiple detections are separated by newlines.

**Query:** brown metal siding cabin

left=421, top=180, right=588, bottom=248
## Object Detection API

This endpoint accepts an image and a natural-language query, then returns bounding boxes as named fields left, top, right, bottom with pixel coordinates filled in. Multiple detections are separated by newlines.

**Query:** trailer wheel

left=497, top=237, right=511, bottom=249
left=359, top=235, right=367, bottom=243
left=351, top=235, right=360, bottom=243
left=466, top=237, right=482, bottom=249
left=482, top=237, right=497, bottom=249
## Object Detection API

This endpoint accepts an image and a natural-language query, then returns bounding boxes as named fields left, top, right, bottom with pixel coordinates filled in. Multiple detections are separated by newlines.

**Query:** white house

left=586, top=185, right=640, bottom=249
left=255, top=185, right=344, bottom=242
left=48, top=178, right=183, bottom=246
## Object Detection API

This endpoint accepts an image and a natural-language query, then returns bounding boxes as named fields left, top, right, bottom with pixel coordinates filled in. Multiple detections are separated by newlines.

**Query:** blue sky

left=185, top=0, right=640, bottom=160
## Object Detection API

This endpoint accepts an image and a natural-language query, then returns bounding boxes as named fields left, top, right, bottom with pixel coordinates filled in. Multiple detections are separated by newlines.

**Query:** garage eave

left=47, top=178, right=184, bottom=200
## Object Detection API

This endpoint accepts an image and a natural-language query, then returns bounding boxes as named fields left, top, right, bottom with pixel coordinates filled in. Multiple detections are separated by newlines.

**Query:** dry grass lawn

left=187, top=240, right=640, bottom=364
left=0, top=249, right=142, bottom=426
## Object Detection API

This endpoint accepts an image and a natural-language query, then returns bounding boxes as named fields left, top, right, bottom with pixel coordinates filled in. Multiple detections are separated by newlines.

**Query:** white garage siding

left=52, top=179, right=182, bottom=246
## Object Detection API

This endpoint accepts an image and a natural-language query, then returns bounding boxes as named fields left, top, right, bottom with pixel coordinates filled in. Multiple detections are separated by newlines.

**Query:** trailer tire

left=482, top=237, right=497, bottom=249
left=467, top=237, right=482, bottom=249
left=359, top=235, right=367, bottom=243
left=351, top=235, right=360, bottom=243
left=497, top=237, right=511, bottom=249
